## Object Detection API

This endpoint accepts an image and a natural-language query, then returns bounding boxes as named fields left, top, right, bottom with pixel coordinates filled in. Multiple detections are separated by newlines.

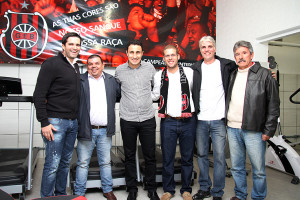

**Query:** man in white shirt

left=191, top=36, right=237, bottom=200
left=74, top=55, right=120, bottom=200
left=152, top=44, right=196, bottom=200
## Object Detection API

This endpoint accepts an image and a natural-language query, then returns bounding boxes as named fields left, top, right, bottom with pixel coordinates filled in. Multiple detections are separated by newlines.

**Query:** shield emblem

left=159, top=95, right=164, bottom=110
left=0, top=10, right=48, bottom=61
left=182, top=94, right=189, bottom=111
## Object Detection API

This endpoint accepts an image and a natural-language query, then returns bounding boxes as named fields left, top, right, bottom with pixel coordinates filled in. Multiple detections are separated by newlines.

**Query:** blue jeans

left=196, top=119, right=226, bottom=197
left=227, top=127, right=267, bottom=200
left=41, top=118, right=78, bottom=197
left=160, top=116, right=196, bottom=195
left=74, top=128, right=113, bottom=195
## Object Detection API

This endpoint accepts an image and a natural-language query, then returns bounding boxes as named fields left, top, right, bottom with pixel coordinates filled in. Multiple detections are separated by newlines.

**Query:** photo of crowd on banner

left=0, top=0, right=216, bottom=67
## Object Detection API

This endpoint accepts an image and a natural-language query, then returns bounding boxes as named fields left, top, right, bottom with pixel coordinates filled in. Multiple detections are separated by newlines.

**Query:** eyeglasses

left=164, top=54, right=177, bottom=59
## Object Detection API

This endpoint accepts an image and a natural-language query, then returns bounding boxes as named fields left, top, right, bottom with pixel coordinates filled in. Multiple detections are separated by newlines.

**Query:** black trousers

left=120, top=117, right=157, bottom=192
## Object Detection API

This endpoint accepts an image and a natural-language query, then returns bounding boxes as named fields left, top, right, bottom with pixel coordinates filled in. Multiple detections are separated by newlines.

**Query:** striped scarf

left=158, top=66, right=192, bottom=118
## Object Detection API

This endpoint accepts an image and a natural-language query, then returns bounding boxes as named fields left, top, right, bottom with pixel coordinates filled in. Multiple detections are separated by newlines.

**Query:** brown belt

left=165, top=114, right=193, bottom=120
left=91, top=125, right=107, bottom=129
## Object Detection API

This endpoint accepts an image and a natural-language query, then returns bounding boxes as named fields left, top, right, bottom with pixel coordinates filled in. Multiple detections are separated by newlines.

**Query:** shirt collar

left=88, top=72, right=105, bottom=80
left=127, top=61, right=142, bottom=69
left=64, top=55, right=79, bottom=66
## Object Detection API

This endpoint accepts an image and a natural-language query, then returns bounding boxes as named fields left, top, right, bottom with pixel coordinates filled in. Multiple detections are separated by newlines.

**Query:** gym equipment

left=137, top=146, right=197, bottom=185
left=0, top=188, right=15, bottom=200
left=70, top=147, right=126, bottom=192
left=0, top=76, right=39, bottom=199
left=116, top=146, right=143, bottom=184
left=266, top=88, right=300, bottom=184
left=0, top=148, right=39, bottom=199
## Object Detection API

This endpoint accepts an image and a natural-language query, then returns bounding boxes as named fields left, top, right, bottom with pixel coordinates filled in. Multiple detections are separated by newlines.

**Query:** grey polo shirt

left=115, top=61, right=156, bottom=122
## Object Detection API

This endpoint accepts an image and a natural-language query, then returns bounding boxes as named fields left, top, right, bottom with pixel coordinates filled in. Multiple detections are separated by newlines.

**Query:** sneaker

left=182, top=192, right=193, bottom=200
left=192, top=190, right=211, bottom=199
left=213, top=197, right=222, bottom=200
left=160, top=192, right=174, bottom=200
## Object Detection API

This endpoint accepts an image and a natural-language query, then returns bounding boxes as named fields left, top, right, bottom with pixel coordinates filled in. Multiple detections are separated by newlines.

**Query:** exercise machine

left=137, top=146, right=197, bottom=186
left=70, top=147, right=127, bottom=192
left=265, top=88, right=300, bottom=184
left=0, top=76, right=39, bottom=199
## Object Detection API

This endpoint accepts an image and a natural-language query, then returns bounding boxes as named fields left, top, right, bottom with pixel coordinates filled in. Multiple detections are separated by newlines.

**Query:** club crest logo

left=0, top=10, right=48, bottom=61
left=159, top=95, right=164, bottom=110
left=182, top=94, right=189, bottom=111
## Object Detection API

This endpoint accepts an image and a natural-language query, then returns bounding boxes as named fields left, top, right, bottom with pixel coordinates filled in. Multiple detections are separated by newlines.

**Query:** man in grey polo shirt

left=115, top=40, right=159, bottom=200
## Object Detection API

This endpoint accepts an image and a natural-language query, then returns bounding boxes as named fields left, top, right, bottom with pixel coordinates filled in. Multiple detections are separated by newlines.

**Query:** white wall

left=0, top=64, right=43, bottom=148
left=216, top=0, right=300, bottom=66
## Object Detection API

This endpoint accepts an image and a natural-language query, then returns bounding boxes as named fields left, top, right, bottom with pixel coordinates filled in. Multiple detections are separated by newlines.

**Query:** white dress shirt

left=88, top=73, right=107, bottom=126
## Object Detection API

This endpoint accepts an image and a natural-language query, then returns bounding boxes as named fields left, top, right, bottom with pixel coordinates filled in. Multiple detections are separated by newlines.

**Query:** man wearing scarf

left=152, top=44, right=196, bottom=200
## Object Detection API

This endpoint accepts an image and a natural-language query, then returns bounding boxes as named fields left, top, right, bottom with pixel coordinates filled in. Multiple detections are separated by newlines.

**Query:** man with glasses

left=152, top=44, right=196, bottom=200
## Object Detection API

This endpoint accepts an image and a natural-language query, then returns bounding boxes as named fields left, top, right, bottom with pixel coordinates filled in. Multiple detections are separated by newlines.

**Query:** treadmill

left=69, top=147, right=126, bottom=192
left=0, top=76, right=39, bottom=200
left=136, top=146, right=197, bottom=186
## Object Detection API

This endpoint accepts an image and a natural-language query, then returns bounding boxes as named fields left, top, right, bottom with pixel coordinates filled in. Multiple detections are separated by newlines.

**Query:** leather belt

left=165, top=114, right=194, bottom=120
left=165, top=115, right=185, bottom=120
left=91, top=125, right=107, bottom=129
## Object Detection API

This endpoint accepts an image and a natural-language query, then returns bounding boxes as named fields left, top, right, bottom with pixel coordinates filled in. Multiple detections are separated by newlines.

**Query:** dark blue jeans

left=160, top=115, right=196, bottom=195
left=120, top=117, right=157, bottom=192
left=40, top=118, right=78, bottom=197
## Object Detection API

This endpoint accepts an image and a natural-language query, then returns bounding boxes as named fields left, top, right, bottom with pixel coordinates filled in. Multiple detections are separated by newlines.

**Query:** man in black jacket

left=74, top=55, right=120, bottom=200
left=226, top=41, right=280, bottom=200
left=33, top=32, right=81, bottom=197
left=192, top=36, right=237, bottom=200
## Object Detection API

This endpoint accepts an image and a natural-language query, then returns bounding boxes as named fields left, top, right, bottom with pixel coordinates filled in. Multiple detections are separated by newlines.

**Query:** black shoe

left=148, top=191, right=159, bottom=200
left=213, top=197, right=222, bottom=200
left=127, top=191, right=137, bottom=200
left=192, top=190, right=211, bottom=200
left=230, top=197, right=241, bottom=200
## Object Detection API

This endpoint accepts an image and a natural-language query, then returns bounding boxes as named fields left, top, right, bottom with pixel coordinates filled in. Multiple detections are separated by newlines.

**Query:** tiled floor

left=24, top=151, right=300, bottom=200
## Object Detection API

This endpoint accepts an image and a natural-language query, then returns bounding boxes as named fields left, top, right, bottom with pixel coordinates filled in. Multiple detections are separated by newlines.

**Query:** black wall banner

left=0, top=0, right=216, bottom=67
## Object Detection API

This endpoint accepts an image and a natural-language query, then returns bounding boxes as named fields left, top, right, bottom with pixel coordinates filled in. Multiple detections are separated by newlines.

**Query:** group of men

left=33, top=32, right=280, bottom=200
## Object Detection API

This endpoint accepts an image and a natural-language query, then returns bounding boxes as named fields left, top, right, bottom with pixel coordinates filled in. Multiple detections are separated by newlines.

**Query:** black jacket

left=191, top=55, right=237, bottom=115
left=225, top=62, right=280, bottom=137
left=77, top=72, right=120, bottom=140
left=33, top=52, right=80, bottom=127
